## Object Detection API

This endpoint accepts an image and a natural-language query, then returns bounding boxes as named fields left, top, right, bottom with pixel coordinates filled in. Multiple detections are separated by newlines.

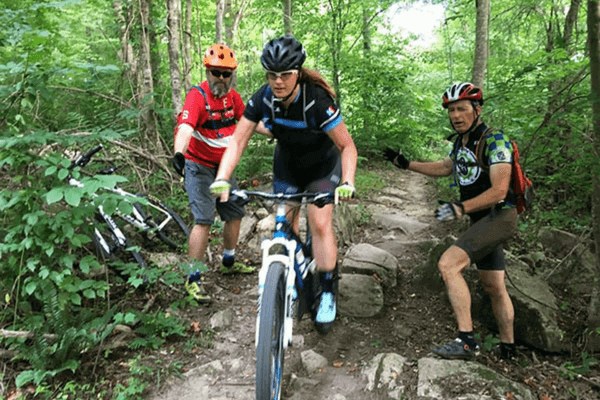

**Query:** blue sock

left=222, top=249, right=235, bottom=267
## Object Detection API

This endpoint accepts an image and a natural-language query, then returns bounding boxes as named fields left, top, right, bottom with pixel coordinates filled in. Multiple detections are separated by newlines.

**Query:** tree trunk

left=167, top=0, right=183, bottom=119
left=229, top=0, right=247, bottom=43
left=283, top=0, right=293, bottom=35
left=113, top=1, right=137, bottom=88
left=183, top=0, right=192, bottom=90
left=361, top=7, right=371, bottom=136
left=328, top=0, right=344, bottom=106
left=587, top=0, right=600, bottom=337
left=472, top=0, right=489, bottom=87
left=138, top=0, right=158, bottom=144
left=216, top=0, right=224, bottom=43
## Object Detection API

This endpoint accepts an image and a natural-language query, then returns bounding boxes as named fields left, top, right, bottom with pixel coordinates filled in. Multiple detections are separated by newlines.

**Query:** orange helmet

left=203, top=44, right=238, bottom=70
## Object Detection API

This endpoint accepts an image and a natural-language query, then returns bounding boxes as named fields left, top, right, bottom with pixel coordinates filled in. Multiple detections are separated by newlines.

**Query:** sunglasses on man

left=209, top=70, right=233, bottom=78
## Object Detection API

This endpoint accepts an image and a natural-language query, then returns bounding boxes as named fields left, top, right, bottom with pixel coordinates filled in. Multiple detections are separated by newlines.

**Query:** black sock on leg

left=500, top=342, right=516, bottom=359
left=458, top=331, right=478, bottom=349
left=320, top=271, right=334, bottom=293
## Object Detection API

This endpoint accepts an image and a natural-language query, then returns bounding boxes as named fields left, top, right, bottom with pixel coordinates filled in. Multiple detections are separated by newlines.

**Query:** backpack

left=173, top=85, right=218, bottom=140
left=475, top=128, right=534, bottom=214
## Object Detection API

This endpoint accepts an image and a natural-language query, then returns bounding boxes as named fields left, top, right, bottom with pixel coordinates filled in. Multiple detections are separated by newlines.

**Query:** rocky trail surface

left=149, top=169, right=599, bottom=400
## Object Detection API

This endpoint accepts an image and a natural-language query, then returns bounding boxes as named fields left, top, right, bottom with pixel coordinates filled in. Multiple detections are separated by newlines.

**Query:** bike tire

left=255, top=262, right=286, bottom=400
left=134, top=195, right=189, bottom=251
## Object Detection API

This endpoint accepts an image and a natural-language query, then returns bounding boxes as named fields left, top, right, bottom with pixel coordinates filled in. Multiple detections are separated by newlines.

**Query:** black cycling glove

left=172, top=152, right=186, bottom=177
left=383, top=147, right=410, bottom=170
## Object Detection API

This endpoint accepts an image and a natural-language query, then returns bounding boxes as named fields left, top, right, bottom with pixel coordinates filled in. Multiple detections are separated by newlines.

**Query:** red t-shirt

left=176, top=81, right=245, bottom=168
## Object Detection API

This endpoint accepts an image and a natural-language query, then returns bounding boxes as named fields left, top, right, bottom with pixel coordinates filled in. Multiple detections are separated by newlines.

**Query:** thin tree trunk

left=216, top=0, right=224, bottom=43
left=113, top=1, right=137, bottom=91
left=229, top=0, right=249, bottom=42
left=328, top=0, right=345, bottom=106
left=138, top=0, right=158, bottom=143
left=472, top=0, right=490, bottom=87
left=283, top=0, right=293, bottom=35
left=167, top=0, right=183, bottom=119
left=183, top=0, right=192, bottom=90
left=587, top=0, right=600, bottom=336
left=361, top=7, right=371, bottom=136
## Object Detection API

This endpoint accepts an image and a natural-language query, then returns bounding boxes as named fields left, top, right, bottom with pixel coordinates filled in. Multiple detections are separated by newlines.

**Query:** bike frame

left=256, top=200, right=310, bottom=349
left=69, top=175, right=173, bottom=237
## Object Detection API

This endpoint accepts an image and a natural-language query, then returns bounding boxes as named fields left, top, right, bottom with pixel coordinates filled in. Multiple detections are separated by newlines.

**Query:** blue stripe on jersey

left=322, top=115, right=342, bottom=132
left=274, top=118, right=308, bottom=129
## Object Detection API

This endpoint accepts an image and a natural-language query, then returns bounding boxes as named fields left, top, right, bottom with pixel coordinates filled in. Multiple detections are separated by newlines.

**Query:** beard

left=208, top=75, right=235, bottom=98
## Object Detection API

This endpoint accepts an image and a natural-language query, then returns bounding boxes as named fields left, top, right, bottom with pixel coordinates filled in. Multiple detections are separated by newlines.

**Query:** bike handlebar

left=230, top=189, right=334, bottom=208
left=69, top=144, right=104, bottom=170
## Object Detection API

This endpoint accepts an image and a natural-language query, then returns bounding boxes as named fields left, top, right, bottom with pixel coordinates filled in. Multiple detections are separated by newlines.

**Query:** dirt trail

left=149, top=169, right=599, bottom=400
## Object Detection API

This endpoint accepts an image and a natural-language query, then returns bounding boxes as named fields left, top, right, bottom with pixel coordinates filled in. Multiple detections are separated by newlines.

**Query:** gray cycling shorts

left=184, top=160, right=244, bottom=225
left=454, top=207, right=517, bottom=271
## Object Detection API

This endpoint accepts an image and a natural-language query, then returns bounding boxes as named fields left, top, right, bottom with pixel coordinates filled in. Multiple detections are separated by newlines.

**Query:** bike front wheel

left=134, top=195, right=189, bottom=251
left=255, top=262, right=286, bottom=400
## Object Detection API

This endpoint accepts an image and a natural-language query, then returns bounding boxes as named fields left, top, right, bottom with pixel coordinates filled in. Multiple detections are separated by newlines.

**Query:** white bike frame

left=255, top=202, right=309, bottom=350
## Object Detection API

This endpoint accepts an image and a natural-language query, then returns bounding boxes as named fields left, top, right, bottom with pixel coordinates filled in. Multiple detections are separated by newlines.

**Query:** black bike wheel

left=134, top=195, right=189, bottom=251
left=256, top=262, right=286, bottom=400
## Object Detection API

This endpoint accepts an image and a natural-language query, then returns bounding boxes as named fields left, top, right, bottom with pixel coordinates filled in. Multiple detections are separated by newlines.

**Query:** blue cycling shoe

left=314, top=291, right=336, bottom=334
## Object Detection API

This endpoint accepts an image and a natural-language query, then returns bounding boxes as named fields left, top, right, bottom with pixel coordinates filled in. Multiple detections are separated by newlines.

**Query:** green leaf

left=24, top=281, right=37, bottom=295
left=64, top=187, right=82, bottom=206
left=83, top=289, right=95, bottom=299
left=46, top=188, right=64, bottom=204
left=45, top=165, right=57, bottom=176
left=58, top=168, right=69, bottom=180
left=70, top=293, right=82, bottom=305
left=15, top=370, right=35, bottom=387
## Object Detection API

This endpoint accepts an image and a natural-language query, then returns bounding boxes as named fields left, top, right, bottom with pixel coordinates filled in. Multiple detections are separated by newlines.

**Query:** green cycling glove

left=209, top=179, right=231, bottom=196
left=335, top=182, right=355, bottom=204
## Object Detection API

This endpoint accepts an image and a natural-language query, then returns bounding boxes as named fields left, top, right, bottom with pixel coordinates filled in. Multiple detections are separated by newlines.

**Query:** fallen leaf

left=504, top=392, right=515, bottom=400
left=190, top=321, right=202, bottom=333
left=538, top=395, right=552, bottom=400
left=332, top=360, right=344, bottom=368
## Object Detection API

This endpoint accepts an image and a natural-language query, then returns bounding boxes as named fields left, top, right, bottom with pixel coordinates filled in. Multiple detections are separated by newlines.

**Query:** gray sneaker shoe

left=432, top=338, right=480, bottom=360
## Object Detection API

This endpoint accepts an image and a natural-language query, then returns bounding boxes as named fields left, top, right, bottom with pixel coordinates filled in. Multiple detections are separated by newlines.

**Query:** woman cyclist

left=210, top=35, right=357, bottom=334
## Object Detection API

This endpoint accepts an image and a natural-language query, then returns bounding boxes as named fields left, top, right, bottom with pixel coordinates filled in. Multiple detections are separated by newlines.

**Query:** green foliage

left=480, top=334, right=501, bottom=352
left=0, top=133, right=193, bottom=393
left=560, top=352, right=599, bottom=379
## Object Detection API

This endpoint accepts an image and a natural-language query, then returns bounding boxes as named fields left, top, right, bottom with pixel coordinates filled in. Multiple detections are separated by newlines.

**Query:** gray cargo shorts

left=184, top=160, right=244, bottom=225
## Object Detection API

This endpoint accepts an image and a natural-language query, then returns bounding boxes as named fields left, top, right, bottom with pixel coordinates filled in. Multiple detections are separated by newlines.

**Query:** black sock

left=500, top=342, right=516, bottom=359
left=320, top=272, right=334, bottom=292
left=458, top=331, right=478, bottom=348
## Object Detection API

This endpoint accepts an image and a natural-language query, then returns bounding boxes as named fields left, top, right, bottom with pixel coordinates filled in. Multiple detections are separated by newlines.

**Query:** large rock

left=417, top=357, right=535, bottom=400
left=342, top=243, right=399, bottom=287
left=338, top=274, right=384, bottom=317
left=369, top=205, right=429, bottom=235
left=473, top=255, right=568, bottom=352
left=362, top=353, right=408, bottom=399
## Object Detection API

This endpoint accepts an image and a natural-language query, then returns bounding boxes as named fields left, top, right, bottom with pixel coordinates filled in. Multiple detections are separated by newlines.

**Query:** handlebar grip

left=70, top=144, right=104, bottom=169
left=83, top=145, right=104, bottom=160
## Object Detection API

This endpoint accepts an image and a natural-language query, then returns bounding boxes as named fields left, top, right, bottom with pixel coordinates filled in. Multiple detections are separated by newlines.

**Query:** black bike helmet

left=260, top=35, right=306, bottom=72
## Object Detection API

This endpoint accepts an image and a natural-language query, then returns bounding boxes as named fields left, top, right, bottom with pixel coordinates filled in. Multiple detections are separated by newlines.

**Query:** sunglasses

left=266, top=70, right=298, bottom=81
left=209, top=70, right=233, bottom=78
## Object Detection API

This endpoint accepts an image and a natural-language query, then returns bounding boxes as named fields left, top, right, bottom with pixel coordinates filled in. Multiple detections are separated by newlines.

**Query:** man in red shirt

left=172, top=44, right=255, bottom=302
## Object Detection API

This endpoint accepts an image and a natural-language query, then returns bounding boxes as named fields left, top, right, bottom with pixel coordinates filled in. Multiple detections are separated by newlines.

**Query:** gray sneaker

left=432, top=338, right=480, bottom=360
